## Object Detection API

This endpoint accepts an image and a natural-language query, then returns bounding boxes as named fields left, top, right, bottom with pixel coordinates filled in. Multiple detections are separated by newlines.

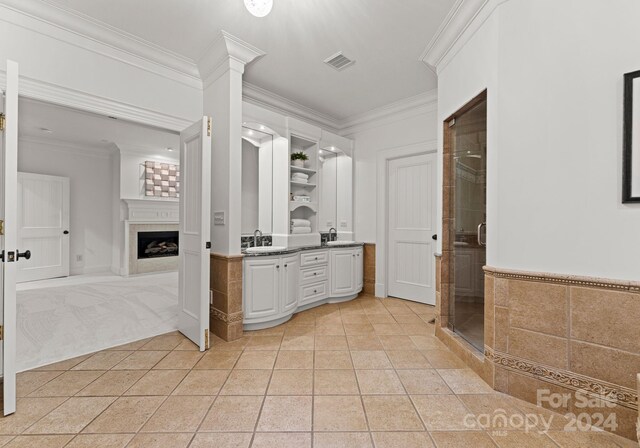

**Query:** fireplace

left=137, top=231, right=179, bottom=260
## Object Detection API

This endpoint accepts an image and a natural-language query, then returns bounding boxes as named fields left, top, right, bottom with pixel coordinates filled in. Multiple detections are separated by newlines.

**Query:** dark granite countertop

left=242, top=242, right=364, bottom=257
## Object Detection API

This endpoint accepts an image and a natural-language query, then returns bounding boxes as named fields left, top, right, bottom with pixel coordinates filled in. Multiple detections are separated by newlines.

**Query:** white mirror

left=241, top=126, right=273, bottom=234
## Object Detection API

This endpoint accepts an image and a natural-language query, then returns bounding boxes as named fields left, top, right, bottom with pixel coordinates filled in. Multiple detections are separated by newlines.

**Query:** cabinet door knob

left=284, top=264, right=288, bottom=268
left=313, top=290, right=317, bottom=293
left=314, top=272, right=317, bottom=275
left=315, top=257, right=318, bottom=260
left=276, top=265, right=280, bottom=269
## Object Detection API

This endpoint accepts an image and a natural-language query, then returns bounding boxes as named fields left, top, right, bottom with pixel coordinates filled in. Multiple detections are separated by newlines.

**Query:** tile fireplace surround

left=435, top=255, right=640, bottom=441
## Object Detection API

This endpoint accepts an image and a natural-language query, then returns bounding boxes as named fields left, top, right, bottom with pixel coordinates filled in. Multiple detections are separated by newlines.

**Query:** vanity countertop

left=242, top=242, right=364, bottom=257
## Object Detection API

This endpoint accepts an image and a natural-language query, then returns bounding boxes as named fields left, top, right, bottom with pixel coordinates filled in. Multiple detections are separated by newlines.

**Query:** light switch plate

left=214, top=211, right=225, bottom=225
left=340, top=220, right=348, bottom=228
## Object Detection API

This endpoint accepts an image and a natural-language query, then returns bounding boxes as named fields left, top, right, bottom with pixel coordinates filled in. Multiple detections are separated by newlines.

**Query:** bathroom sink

left=245, top=246, right=287, bottom=254
left=326, top=241, right=356, bottom=246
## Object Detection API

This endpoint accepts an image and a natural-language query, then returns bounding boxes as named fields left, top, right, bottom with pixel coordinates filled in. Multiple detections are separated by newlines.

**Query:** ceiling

left=19, top=98, right=180, bottom=156
left=42, top=0, right=454, bottom=120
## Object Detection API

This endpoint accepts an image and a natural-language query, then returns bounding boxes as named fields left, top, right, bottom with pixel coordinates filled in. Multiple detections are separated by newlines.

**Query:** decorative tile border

left=484, top=346, right=638, bottom=410
left=210, top=306, right=243, bottom=324
left=484, top=266, right=639, bottom=293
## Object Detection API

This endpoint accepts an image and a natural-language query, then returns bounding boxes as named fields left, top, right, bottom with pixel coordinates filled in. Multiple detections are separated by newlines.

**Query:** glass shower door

left=448, top=98, right=487, bottom=351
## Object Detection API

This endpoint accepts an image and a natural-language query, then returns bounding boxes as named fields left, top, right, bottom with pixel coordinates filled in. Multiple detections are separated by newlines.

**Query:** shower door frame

left=441, top=90, right=487, bottom=352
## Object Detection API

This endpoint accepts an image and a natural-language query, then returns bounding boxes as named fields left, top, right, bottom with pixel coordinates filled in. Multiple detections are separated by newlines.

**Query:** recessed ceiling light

left=39, top=127, right=53, bottom=134
left=167, top=147, right=174, bottom=152
left=260, top=125, right=265, bottom=131
left=247, top=130, right=254, bottom=136
left=244, top=0, right=273, bottom=17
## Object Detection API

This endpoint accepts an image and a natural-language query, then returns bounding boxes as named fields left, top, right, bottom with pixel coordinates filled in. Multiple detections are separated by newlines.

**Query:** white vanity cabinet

left=330, top=246, right=363, bottom=297
left=244, top=253, right=300, bottom=323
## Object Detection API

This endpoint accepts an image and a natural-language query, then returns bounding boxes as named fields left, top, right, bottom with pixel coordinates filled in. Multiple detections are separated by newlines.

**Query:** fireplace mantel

left=123, top=199, right=179, bottom=223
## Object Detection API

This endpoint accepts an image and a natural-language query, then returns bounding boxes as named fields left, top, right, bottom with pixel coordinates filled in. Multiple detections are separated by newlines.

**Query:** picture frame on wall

left=623, top=70, right=640, bottom=203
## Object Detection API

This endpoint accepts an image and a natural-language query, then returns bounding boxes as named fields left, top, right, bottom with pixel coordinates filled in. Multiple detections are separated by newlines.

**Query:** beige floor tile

left=341, top=314, right=370, bottom=324
left=153, top=350, right=203, bottom=369
left=314, top=351, right=353, bottom=369
left=256, top=396, right=312, bottom=431
left=268, top=369, right=313, bottom=395
left=313, top=396, right=367, bottom=431
left=378, top=335, right=417, bottom=350
left=219, top=370, right=271, bottom=395
left=0, top=397, right=66, bottom=434
left=251, top=432, right=311, bottom=448
left=371, top=432, right=434, bottom=448
left=314, top=432, right=373, bottom=448
left=0, top=437, right=15, bottom=448
left=124, top=370, right=187, bottom=396
left=174, top=339, right=200, bottom=350
left=367, top=314, right=397, bottom=324
left=247, top=325, right=286, bottom=336
left=372, top=323, right=405, bottom=335
left=315, top=335, right=349, bottom=350
left=363, top=395, right=424, bottom=431
left=172, top=369, right=230, bottom=395
left=16, top=372, right=61, bottom=397
left=234, top=351, right=277, bottom=369
left=545, top=431, right=623, bottom=448
left=314, top=370, right=360, bottom=395
left=33, top=355, right=90, bottom=372
left=411, top=394, right=477, bottom=431
left=280, top=334, right=315, bottom=350
left=76, top=370, right=145, bottom=396
left=26, top=397, right=115, bottom=434
left=350, top=351, right=392, bottom=369
left=71, top=351, right=132, bottom=370
left=140, top=334, right=185, bottom=350
left=347, top=335, right=383, bottom=350
left=194, top=350, right=241, bottom=369
left=126, top=433, right=193, bottom=448
left=458, top=394, right=528, bottom=430
left=410, top=335, right=447, bottom=350
left=284, top=325, right=315, bottom=336
left=386, top=350, right=432, bottom=369
left=83, top=396, right=165, bottom=433
left=274, top=350, right=314, bottom=369
left=490, top=431, right=558, bottom=447
left=430, top=431, right=497, bottom=448
left=315, top=323, right=346, bottom=335
left=245, top=335, right=283, bottom=351
left=437, top=369, right=494, bottom=394
left=199, top=395, right=263, bottom=432
left=210, top=336, right=250, bottom=351
left=64, top=434, right=133, bottom=448
left=344, top=323, right=375, bottom=335
left=111, top=351, right=168, bottom=370
left=28, top=371, right=104, bottom=397
left=3, top=435, right=73, bottom=448
left=189, top=433, right=252, bottom=448
left=396, top=369, right=451, bottom=394
left=391, top=314, right=425, bottom=324
left=106, top=339, right=150, bottom=351
left=140, top=395, right=213, bottom=432
left=421, top=349, right=466, bottom=369
left=289, top=312, right=316, bottom=326
left=402, top=323, right=432, bottom=336
left=356, top=370, right=405, bottom=394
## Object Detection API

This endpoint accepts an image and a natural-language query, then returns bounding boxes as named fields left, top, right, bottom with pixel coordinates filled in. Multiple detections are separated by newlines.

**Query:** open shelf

left=290, top=165, right=317, bottom=175
left=290, top=181, right=316, bottom=188
left=290, top=201, right=318, bottom=212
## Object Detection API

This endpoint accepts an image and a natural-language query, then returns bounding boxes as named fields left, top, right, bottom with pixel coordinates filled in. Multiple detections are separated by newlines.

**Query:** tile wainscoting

left=435, top=255, right=639, bottom=441
left=363, top=243, right=376, bottom=296
left=210, top=254, right=244, bottom=342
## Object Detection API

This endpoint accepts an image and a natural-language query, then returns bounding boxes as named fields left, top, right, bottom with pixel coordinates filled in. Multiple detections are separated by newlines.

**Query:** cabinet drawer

left=299, top=281, right=328, bottom=305
left=300, top=250, right=328, bottom=267
left=300, top=265, right=328, bottom=285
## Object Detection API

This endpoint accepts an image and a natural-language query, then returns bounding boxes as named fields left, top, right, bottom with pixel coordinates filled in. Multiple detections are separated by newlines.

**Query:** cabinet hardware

left=276, top=265, right=280, bottom=269
left=284, top=264, right=288, bottom=268
left=314, top=272, right=317, bottom=275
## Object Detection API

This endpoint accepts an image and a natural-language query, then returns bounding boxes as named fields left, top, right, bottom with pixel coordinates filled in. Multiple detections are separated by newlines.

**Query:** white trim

left=420, top=0, right=509, bottom=72
left=375, top=141, right=438, bottom=298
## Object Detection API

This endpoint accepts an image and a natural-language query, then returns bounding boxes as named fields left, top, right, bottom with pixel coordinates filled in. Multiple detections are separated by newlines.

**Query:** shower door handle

left=477, top=222, right=486, bottom=247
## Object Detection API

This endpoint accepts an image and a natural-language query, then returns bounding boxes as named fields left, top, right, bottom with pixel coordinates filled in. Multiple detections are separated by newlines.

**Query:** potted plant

left=291, top=151, right=309, bottom=168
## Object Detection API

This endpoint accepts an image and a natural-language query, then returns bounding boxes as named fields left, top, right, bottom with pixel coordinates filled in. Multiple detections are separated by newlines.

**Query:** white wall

left=18, top=139, right=114, bottom=274
left=347, top=110, right=438, bottom=243
left=437, top=0, right=640, bottom=280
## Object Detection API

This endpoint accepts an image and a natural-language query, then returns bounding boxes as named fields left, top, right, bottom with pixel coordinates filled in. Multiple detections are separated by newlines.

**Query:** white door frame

left=375, top=140, right=437, bottom=298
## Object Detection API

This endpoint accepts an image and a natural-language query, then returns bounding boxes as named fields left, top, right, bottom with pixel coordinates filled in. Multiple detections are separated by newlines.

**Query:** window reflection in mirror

left=241, top=126, right=273, bottom=235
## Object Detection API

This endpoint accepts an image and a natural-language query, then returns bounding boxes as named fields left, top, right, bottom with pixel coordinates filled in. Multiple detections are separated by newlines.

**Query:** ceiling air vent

left=324, top=52, right=355, bottom=71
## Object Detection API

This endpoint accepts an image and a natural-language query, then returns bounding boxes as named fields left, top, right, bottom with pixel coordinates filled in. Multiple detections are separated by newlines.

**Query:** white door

left=244, top=257, right=279, bottom=319
left=178, top=117, right=212, bottom=351
left=281, top=254, right=299, bottom=313
left=1, top=60, right=19, bottom=415
left=387, top=153, right=437, bottom=304
left=17, top=173, right=70, bottom=283
left=331, top=249, right=355, bottom=296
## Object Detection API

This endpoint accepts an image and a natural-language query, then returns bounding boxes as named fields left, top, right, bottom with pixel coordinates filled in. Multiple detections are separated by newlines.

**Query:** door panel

left=282, top=254, right=299, bottom=312
left=17, top=173, right=70, bottom=283
left=244, top=258, right=279, bottom=318
left=331, top=249, right=355, bottom=295
left=1, top=60, right=19, bottom=415
left=387, top=154, right=436, bottom=304
left=178, top=117, right=211, bottom=351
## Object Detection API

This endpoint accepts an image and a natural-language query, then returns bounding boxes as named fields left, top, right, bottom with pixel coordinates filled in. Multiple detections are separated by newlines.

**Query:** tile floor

left=3, top=294, right=637, bottom=447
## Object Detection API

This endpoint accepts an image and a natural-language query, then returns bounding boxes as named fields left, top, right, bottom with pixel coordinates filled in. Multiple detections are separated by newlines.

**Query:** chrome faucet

left=253, top=229, right=263, bottom=247
left=329, top=227, right=337, bottom=242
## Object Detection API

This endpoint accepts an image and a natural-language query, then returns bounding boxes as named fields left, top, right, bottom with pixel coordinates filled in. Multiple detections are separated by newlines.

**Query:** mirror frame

left=623, top=70, right=640, bottom=203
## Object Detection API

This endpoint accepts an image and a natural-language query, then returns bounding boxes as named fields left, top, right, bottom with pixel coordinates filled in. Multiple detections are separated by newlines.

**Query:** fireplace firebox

left=137, top=231, right=179, bottom=259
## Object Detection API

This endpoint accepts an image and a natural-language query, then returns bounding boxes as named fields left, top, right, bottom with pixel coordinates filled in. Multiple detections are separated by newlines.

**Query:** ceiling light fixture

left=167, top=147, right=174, bottom=152
left=244, top=0, right=273, bottom=17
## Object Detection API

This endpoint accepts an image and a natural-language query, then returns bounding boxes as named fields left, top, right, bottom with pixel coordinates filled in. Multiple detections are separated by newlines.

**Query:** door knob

left=17, top=250, right=31, bottom=261
left=432, top=234, right=437, bottom=241
left=63, top=230, right=69, bottom=235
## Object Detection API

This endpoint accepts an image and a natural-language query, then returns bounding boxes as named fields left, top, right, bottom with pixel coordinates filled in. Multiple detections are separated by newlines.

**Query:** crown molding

left=242, top=82, right=341, bottom=133
left=420, top=0, right=507, bottom=72
left=198, top=31, right=265, bottom=88
left=0, top=0, right=201, bottom=88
